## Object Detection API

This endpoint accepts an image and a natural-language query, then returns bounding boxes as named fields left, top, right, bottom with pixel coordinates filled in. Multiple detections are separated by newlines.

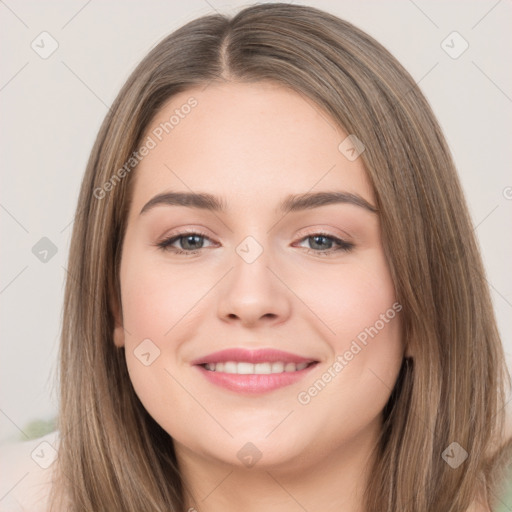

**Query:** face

left=114, top=81, right=404, bottom=471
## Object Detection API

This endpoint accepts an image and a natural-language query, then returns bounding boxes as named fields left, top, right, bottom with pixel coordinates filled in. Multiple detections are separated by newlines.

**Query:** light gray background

left=1, top=0, right=511, bottom=445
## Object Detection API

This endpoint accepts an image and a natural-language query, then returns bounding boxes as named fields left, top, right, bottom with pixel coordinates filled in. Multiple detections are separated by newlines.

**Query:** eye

left=154, top=230, right=354, bottom=257
left=155, top=231, right=215, bottom=255
left=294, top=232, right=354, bottom=256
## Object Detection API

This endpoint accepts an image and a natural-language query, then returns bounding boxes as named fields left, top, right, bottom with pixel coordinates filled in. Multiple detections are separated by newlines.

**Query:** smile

left=192, top=348, right=319, bottom=393
left=202, top=361, right=313, bottom=374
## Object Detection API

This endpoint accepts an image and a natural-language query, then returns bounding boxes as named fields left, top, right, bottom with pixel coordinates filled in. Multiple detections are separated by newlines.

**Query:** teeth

left=237, top=362, right=254, bottom=375
left=203, top=361, right=312, bottom=374
left=254, top=363, right=271, bottom=374
left=224, top=362, right=237, bottom=373
left=271, top=362, right=284, bottom=373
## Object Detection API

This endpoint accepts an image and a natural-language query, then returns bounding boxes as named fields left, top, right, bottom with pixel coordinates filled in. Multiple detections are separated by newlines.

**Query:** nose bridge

left=216, top=231, right=291, bottom=326
left=230, top=232, right=276, bottom=297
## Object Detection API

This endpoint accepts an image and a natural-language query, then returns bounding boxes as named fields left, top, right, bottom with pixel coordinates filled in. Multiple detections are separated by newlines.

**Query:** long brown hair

left=50, top=3, right=511, bottom=510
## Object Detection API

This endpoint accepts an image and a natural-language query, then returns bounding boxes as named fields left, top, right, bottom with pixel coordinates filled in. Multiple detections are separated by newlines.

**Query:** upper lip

left=191, top=348, right=318, bottom=366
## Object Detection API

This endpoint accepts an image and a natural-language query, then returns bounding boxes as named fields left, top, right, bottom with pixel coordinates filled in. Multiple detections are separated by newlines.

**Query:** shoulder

left=465, top=502, right=491, bottom=512
left=503, top=397, right=512, bottom=445
left=465, top=399, right=512, bottom=512
left=0, top=430, right=60, bottom=512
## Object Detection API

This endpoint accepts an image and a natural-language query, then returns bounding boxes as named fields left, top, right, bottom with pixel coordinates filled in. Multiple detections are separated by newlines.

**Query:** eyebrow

left=139, top=190, right=378, bottom=216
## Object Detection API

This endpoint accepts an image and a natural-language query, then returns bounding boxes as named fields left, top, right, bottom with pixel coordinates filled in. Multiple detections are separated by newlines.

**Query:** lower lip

left=194, top=363, right=318, bottom=394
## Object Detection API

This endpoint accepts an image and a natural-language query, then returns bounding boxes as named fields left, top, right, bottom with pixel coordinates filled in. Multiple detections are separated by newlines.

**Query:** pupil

left=311, top=235, right=331, bottom=250
left=183, top=235, right=202, bottom=250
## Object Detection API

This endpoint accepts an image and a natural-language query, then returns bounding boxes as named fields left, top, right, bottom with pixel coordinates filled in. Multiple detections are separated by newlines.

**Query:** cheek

left=120, top=257, right=204, bottom=340
left=119, top=258, right=205, bottom=431
left=299, top=249, right=400, bottom=349
left=293, top=250, right=404, bottom=409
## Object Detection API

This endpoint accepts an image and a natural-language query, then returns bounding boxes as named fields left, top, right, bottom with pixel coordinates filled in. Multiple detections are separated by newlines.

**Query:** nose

left=216, top=246, right=292, bottom=328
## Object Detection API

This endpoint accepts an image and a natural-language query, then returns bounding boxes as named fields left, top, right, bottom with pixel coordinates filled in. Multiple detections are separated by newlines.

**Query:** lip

left=191, top=348, right=319, bottom=394
left=190, top=348, right=315, bottom=366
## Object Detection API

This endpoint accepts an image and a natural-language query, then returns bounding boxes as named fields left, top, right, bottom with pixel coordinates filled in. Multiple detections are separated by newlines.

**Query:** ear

left=404, top=340, right=413, bottom=359
left=113, top=320, right=125, bottom=348
left=110, top=285, right=125, bottom=348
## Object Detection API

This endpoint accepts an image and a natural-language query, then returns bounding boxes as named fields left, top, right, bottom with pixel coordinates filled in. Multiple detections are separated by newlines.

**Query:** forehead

left=129, top=81, right=374, bottom=217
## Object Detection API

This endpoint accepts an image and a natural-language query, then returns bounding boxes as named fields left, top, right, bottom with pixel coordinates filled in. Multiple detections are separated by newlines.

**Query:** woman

left=8, top=3, right=512, bottom=511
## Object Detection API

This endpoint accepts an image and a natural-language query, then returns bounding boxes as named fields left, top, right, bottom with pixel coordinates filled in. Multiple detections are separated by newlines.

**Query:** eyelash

left=155, top=230, right=354, bottom=257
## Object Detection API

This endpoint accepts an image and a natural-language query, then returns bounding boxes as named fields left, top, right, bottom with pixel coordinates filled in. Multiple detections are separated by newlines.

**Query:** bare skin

left=0, top=82, right=503, bottom=512
left=114, top=80, right=406, bottom=511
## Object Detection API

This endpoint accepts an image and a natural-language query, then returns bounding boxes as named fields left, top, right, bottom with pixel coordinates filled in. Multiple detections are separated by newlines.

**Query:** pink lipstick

left=191, top=348, right=318, bottom=394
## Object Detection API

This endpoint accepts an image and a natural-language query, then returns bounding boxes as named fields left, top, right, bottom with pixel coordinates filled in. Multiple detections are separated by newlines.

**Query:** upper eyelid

left=162, top=223, right=353, bottom=240
left=294, top=225, right=353, bottom=241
